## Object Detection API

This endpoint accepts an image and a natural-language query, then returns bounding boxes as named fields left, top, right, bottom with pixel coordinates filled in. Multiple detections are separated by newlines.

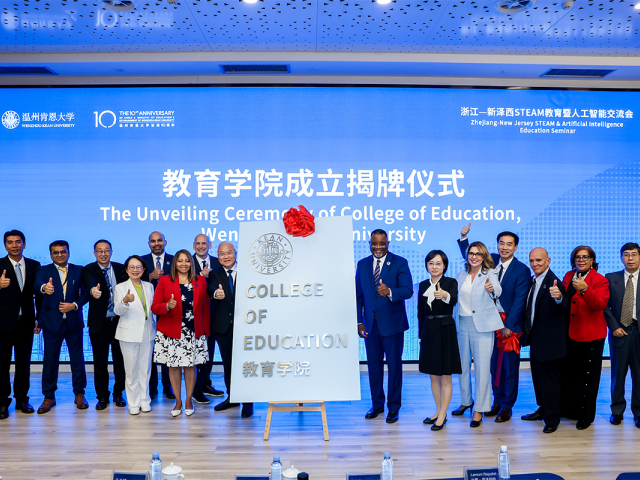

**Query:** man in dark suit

left=356, top=229, right=413, bottom=424
left=604, top=242, right=640, bottom=427
left=457, top=224, right=531, bottom=422
left=140, top=231, right=174, bottom=400
left=0, top=230, right=41, bottom=420
left=192, top=233, right=223, bottom=405
left=520, top=247, right=569, bottom=433
left=81, top=239, right=126, bottom=410
left=34, top=240, right=90, bottom=414
left=209, top=241, right=253, bottom=418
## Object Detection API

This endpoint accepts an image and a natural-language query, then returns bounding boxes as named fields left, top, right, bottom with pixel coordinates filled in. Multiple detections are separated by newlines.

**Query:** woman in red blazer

left=560, top=245, right=609, bottom=430
left=151, top=249, right=210, bottom=417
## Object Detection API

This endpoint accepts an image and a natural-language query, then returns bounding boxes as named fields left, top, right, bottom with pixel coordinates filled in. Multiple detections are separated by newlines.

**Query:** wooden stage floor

left=1, top=368, right=639, bottom=480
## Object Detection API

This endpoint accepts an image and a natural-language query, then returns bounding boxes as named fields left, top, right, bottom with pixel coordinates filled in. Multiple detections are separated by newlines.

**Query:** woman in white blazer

left=453, top=241, right=503, bottom=428
left=114, top=255, right=156, bottom=415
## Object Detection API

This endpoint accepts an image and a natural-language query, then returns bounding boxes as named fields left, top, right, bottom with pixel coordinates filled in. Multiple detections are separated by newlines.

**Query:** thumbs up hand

left=91, top=283, right=102, bottom=299
left=377, top=279, right=391, bottom=297
left=215, top=284, right=225, bottom=300
left=461, top=222, right=471, bottom=237
left=0, top=270, right=9, bottom=289
left=43, top=277, right=55, bottom=295
left=572, top=272, right=588, bottom=292
left=167, top=293, right=177, bottom=310
left=434, top=282, right=448, bottom=301
left=123, top=289, right=135, bottom=304
left=484, top=277, right=495, bottom=293
left=549, top=279, right=562, bottom=300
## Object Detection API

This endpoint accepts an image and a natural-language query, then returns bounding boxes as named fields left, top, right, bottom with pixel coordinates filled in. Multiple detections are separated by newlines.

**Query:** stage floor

left=1, top=368, right=639, bottom=480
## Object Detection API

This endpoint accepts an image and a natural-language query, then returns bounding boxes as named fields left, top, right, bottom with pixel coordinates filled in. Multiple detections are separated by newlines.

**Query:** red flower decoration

left=283, top=205, right=315, bottom=237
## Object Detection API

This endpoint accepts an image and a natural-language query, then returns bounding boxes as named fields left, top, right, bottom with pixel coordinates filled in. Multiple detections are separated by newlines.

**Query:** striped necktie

left=621, top=274, right=635, bottom=327
left=373, top=260, right=381, bottom=290
left=103, top=267, right=114, bottom=314
left=59, top=267, right=68, bottom=297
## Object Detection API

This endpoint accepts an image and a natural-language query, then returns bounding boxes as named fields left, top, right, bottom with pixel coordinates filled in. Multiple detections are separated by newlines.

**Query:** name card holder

left=346, top=472, right=382, bottom=480
left=235, top=475, right=271, bottom=480
left=463, top=466, right=499, bottom=480
left=112, top=471, right=150, bottom=480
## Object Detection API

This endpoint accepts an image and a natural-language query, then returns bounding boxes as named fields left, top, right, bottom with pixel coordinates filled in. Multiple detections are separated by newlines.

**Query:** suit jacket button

left=572, top=301, right=576, bottom=304
left=571, top=314, right=575, bottom=317
left=472, top=310, right=475, bottom=314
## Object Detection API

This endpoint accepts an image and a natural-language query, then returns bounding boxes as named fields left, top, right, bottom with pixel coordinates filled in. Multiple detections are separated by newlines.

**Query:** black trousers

left=216, top=327, right=233, bottom=396
left=194, top=331, right=217, bottom=395
left=0, top=320, right=34, bottom=406
left=89, top=318, right=125, bottom=400
left=610, top=324, right=640, bottom=417
left=564, top=337, right=605, bottom=423
left=149, top=360, right=171, bottom=394
left=530, top=354, right=562, bottom=427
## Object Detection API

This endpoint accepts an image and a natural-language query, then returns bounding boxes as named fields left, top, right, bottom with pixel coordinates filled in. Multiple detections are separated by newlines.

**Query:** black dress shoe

left=495, top=408, right=512, bottom=423
left=576, top=420, right=591, bottom=430
left=164, top=388, right=176, bottom=400
left=202, top=385, right=225, bottom=397
left=193, top=392, right=210, bottom=405
left=485, top=404, right=501, bottom=417
left=365, top=406, right=384, bottom=419
left=241, top=403, right=254, bottom=418
left=214, top=398, right=240, bottom=411
left=635, top=417, right=640, bottom=429
left=150, top=390, right=158, bottom=400
left=452, top=402, right=474, bottom=416
left=423, top=415, right=437, bottom=425
left=386, top=411, right=399, bottom=424
left=95, top=398, right=109, bottom=411
left=15, top=402, right=35, bottom=414
left=543, top=425, right=557, bottom=434
left=521, top=408, right=545, bottom=421
left=431, top=416, right=447, bottom=431
left=0, top=405, right=8, bottom=420
left=610, top=414, right=623, bottom=425
left=114, top=396, right=127, bottom=408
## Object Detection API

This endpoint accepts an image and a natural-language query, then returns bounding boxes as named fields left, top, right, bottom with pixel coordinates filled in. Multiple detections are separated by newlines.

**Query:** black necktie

left=228, top=269, right=234, bottom=295
left=498, top=264, right=504, bottom=282
left=523, top=277, right=536, bottom=334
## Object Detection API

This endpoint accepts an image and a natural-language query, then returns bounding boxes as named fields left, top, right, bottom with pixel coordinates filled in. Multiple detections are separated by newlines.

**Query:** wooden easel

left=263, top=401, right=329, bottom=441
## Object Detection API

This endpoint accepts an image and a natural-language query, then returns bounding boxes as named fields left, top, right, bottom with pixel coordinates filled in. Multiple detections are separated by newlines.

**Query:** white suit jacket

left=456, top=268, right=504, bottom=333
left=114, top=279, right=156, bottom=343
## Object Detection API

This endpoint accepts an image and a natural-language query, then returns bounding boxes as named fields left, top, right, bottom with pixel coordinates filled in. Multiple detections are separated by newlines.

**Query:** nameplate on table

left=346, top=473, right=381, bottom=480
left=235, top=475, right=271, bottom=480
left=463, top=466, right=499, bottom=480
left=112, top=471, right=149, bottom=480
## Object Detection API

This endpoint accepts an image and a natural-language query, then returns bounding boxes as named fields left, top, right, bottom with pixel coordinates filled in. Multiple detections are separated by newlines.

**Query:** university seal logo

left=248, top=233, right=293, bottom=275
left=2, top=111, right=20, bottom=129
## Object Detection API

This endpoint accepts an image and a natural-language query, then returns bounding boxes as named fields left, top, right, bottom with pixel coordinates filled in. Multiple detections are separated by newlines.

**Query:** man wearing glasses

left=81, top=240, right=126, bottom=411
left=605, top=243, right=640, bottom=427
left=35, top=241, right=90, bottom=414
left=356, top=229, right=413, bottom=424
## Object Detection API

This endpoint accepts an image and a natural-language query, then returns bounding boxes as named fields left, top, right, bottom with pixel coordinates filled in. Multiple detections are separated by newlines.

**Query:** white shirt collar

left=224, top=262, right=237, bottom=273
left=8, top=256, right=25, bottom=268
left=497, top=256, right=514, bottom=270
left=534, top=268, right=549, bottom=283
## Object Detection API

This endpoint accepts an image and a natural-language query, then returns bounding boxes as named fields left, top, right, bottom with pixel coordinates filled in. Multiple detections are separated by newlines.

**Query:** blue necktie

left=228, top=269, right=234, bottom=295
left=373, top=260, right=381, bottom=291
left=103, top=267, right=114, bottom=314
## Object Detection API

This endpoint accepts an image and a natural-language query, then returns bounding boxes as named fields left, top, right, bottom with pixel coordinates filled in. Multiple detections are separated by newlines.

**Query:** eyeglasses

left=468, top=252, right=483, bottom=258
left=51, top=250, right=68, bottom=256
left=95, top=250, right=111, bottom=255
left=623, top=253, right=639, bottom=259
left=128, top=266, right=144, bottom=271
left=427, top=262, right=444, bottom=268
left=575, top=255, right=592, bottom=261
left=219, top=251, right=236, bottom=257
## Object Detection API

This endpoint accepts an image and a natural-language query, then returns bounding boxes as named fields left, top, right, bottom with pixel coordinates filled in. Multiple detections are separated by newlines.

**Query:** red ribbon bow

left=493, top=312, right=522, bottom=387
left=283, top=205, right=315, bottom=237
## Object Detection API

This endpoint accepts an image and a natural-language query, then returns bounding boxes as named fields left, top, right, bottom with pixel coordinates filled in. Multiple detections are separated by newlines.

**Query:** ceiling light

left=377, top=0, right=392, bottom=4
left=495, top=0, right=535, bottom=14
left=102, top=0, right=136, bottom=11
left=635, top=2, right=640, bottom=9
left=244, top=0, right=259, bottom=4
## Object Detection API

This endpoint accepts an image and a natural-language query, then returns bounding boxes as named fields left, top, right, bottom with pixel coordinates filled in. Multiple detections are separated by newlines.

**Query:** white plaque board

left=230, top=215, right=361, bottom=403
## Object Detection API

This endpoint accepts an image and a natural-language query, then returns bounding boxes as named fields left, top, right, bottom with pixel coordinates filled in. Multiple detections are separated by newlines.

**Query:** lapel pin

left=386, top=262, right=390, bottom=266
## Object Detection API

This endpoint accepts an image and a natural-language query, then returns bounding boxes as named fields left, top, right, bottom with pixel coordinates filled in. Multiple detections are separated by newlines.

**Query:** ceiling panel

left=525, top=0, right=640, bottom=56
left=317, top=0, right=446, bottom=52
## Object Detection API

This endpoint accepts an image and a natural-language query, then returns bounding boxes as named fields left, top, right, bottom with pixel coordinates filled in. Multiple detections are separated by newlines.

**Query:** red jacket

left=151, top=274, right=211, bottom=340
left=562, top=269, right=609, bottom=342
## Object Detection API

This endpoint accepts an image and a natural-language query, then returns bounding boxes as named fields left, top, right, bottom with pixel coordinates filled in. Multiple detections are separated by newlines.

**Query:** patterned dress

left=154, top=282, right=208, bottom=367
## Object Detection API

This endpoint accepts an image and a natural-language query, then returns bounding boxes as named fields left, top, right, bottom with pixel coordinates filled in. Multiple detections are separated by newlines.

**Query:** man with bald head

left=192, top=233, right=223, bottom=404
left=520, top=248, right=568, bottom=433
left=208, top=241, right=253, bottom=418
left=140, top=231, right=174, bottom=400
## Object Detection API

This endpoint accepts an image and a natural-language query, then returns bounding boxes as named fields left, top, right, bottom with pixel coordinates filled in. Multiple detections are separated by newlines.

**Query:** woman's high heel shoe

left=423, top=414, right=438, bottom=425
left=171, top=404, right=183, bottom=417
left=452, top=402, right=474, bottom=416
left=470, top=412, right=483, bottom=428
left=185, top=405, right=195, bottom=416
left=431, top=416, right=448, bottom=431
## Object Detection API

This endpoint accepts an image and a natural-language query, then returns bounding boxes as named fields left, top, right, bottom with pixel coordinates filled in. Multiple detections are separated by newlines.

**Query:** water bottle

left=498, top=445, right=510, bottom=480
left=382, top=452, right=393, bottom=480
left=150, top=452, right=162, bottom=480
left=271, top=455, right=283, bottom=480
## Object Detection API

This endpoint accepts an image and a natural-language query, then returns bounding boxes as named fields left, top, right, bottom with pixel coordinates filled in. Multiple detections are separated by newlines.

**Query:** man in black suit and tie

left=81, top=239, right=126, bottom=410
left=605, top=242, right=640, bottom=427
left=209, top=241, right=253, bottom=418
left=0, top=230, right=41, bottom=420
left=520, top=248, right=569, bottom=433
left=34, top=240, right=90, bottom=414
left=140, top=231, right=174, bottom=400
left=192, top=233, right=223, bottom=405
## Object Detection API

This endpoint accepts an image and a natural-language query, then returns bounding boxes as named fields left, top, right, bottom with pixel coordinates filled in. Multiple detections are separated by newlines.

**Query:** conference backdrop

left=1, top=85, right=638, bottom=362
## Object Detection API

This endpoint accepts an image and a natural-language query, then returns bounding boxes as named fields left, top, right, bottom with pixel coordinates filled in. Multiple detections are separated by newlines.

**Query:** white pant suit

left=114, top=279, right=156, bottom=410
left=456, top=268, right=504, bottom=412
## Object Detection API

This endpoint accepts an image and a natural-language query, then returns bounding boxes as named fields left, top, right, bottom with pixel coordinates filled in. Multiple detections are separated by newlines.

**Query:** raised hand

left=377, top=280, right=391, bottom=297
left=549, top=279, right=562, bottom=300
left=91, top=283, right=102, bottom=299
left=215, top=284, right=225, bottom=300
left=572, top=273, right=588, bottom=292
left=0, top=270, right=9, bottom=288
left=43, top=277, right=55, bottom=295
left=123, top=289, right=135, bottom=304
left=434, top=282, right=448, bottom=301
left=484, top=277, right=494, bottom=293
left=167, top=294, right=177, bottom=310
left=461, top=222, right=471, bottom=237
left=201, top=267, right=211, bottom=278
left=149, top=267, right=164, bottom=280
